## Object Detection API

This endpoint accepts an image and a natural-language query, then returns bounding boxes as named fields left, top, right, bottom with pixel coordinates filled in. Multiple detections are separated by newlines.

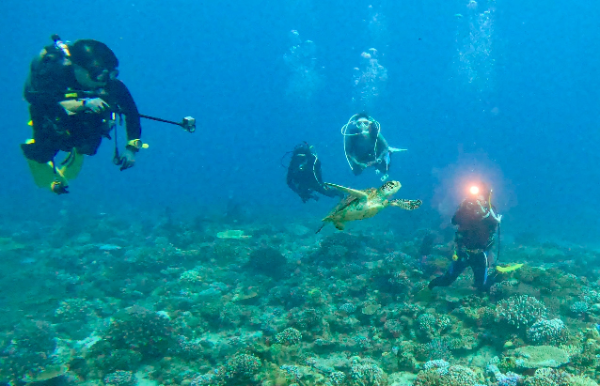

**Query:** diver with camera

left=22, top=35, right=195, bottom=194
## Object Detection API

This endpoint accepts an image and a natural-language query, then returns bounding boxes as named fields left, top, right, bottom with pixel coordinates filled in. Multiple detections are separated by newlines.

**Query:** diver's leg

left=21, top=128, right=65, bottom=192
left=428, top=258, right=468, bottom=289
left=22, top=143, right=69, bottom=193
left=472, top=252, right=492, bottom=292
left=22, top=114, right=62, bottom=164
left=22, top=110, right=72, bottom=193
left=21, top=140, right=58, bottom=164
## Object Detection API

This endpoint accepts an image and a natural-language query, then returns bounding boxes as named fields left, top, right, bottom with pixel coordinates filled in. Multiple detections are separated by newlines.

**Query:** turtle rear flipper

left=334, top=222, right=345, bottom=230
left=390, top=199, right=422, bottom=210
left=324, top=182, right=368, bottom=199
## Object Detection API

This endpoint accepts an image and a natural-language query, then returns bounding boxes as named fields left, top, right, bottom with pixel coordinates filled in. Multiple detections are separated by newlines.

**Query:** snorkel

left=51, top=34, right=71, bottom=57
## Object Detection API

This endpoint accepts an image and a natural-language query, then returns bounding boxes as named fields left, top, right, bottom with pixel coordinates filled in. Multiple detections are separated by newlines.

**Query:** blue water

left=1, top=0, right=599, bottom=243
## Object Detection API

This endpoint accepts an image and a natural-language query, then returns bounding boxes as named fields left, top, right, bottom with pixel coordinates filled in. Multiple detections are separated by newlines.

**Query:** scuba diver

left=22, top=35, right=142, bottom=194
left=286, top=142, right=344, bottom=203
left=341, top=113, right=405, bottom=181
left=428, top=183, right=502, bottom=292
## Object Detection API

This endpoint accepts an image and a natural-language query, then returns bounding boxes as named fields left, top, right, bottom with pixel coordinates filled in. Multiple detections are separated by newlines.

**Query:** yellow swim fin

left=26, top=158, right=68, bottom=192
left=415, top=286, right=437, bottom=302
left=58, top=151, right=84, bottom=181
left=496, top=263, right=524, bottom=273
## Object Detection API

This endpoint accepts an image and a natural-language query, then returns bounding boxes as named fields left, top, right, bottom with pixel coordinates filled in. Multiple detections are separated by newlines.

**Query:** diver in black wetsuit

left=428, top=184, right=502, bottom=292
left=22, top=36, right=142, bottom=194
left=286, top=142, right=344, bottom=203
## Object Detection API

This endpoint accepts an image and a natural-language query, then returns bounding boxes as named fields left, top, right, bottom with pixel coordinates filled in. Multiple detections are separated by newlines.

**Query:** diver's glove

left=118, top=148, right=137, bottom=171
left=83, top=98, right=109, bottom=113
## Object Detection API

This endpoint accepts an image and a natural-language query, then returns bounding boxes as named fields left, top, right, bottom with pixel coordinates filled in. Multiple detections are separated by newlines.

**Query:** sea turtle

left=316, top=180, right=422, bottom=232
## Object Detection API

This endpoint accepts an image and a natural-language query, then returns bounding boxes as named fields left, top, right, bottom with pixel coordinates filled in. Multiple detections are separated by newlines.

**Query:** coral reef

left=1, top=211, right=600, bottom=385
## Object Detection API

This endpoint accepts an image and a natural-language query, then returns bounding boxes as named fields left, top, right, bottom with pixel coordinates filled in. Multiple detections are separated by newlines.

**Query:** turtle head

left=380, top=180, right=401, bottom=197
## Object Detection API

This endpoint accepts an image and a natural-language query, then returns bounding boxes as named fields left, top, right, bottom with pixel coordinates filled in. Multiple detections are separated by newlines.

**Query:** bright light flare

left=469, top=186, right=480, bottom=195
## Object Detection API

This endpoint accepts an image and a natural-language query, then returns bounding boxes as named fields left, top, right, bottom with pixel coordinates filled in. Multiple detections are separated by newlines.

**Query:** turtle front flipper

left=389, top=199, right=422, bottom=210
left=324, top=182, right=369, bottom=199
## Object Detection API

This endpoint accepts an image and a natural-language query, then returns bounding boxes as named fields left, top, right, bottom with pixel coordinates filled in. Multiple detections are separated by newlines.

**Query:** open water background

left=0, top=0, right=599, bottom=243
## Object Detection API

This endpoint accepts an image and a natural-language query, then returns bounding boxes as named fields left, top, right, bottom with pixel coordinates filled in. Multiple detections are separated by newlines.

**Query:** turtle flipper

left=324, top=182, right=369, bottom=199
left=389, top=199, right=422, bottom=210
left=388, top=147, right=407, bottom=153
left=334, top=222, right=345, bottom=230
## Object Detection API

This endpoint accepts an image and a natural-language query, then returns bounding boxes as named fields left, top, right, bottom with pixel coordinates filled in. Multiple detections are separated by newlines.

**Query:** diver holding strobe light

left=428, top=183, right=503, bottom=292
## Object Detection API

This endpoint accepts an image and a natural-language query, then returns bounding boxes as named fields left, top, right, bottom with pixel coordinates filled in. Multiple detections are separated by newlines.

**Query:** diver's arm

left=488, top=204, right=502, bottom=223
left=483, top=206, right=502, bottom=226
left=58, top=99, right=88, bottom=114
left=108, top=80, right=142, bottom=142
left=477, top=200, right=502, bottom=224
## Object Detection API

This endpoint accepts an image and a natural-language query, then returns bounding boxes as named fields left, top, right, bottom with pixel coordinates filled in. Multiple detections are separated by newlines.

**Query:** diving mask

left=355, top=119, right=371, bottom=131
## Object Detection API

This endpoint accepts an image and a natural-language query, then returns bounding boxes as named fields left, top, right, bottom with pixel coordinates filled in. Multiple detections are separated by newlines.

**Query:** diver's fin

left=389, top=199, right=423, bottom=210
left=388, top=147, right=407, bottom=153
left=59, top=151, right=84, bottom=181
left=415, top=286, right=437, bottom=302
left=495, top=263, right=524, bottom=273
left=26, top=158, right=68, bottom=191
left=323, top=182, right=368, bottom=199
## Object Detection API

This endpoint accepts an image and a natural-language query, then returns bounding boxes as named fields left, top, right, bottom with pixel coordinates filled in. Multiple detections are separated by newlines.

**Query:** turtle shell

left=324, top=188, right=379, bottom=221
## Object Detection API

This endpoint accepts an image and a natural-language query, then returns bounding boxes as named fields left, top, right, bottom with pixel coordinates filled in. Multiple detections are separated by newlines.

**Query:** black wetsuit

left=22, top=44, right=141, bottom=163
left=429, top=199, right=500, bottom=291
left=286, top=144, right=343, bottom=203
